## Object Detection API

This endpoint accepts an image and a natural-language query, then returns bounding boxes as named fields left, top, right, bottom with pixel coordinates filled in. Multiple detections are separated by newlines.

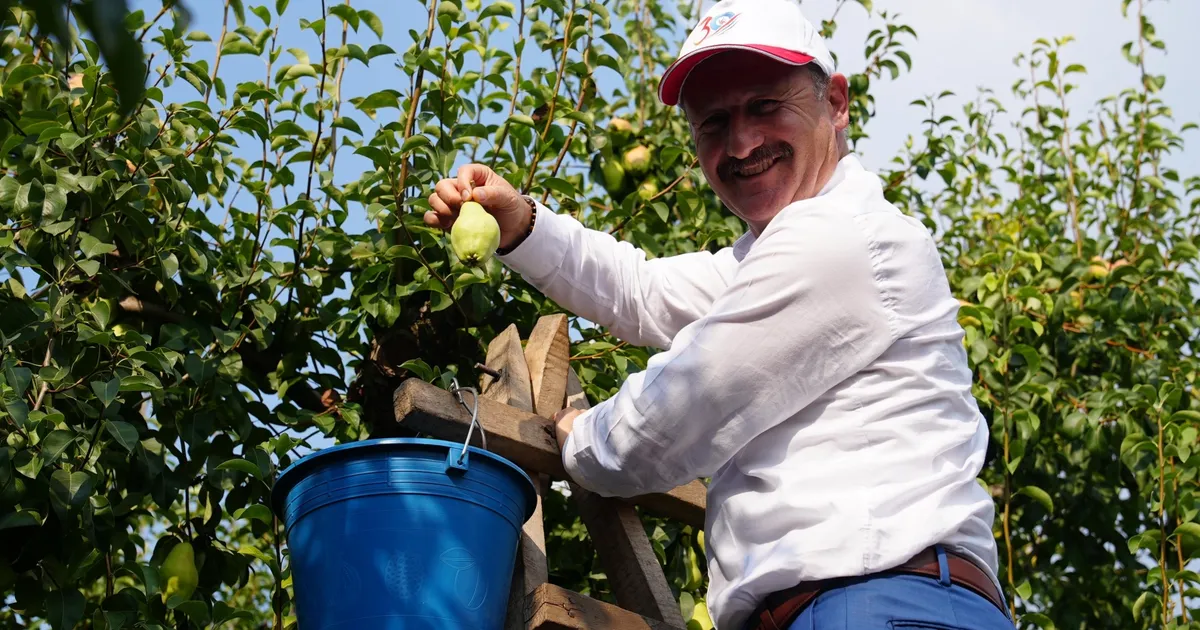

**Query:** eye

left=752, top=99, right=782, bottom=114
left=699, top=112, right=727, bottom=133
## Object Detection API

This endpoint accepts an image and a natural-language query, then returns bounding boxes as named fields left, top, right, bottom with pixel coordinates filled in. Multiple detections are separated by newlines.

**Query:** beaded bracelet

left=496, top=195, right=537, bottom=256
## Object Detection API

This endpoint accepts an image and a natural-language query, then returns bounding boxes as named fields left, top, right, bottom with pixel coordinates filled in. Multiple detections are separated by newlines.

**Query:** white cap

left=659, top=0, right=837, bottom=106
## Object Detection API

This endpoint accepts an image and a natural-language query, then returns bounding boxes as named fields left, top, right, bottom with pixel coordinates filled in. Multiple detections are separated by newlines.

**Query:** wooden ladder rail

left=389, top=314, right=706, bottom=630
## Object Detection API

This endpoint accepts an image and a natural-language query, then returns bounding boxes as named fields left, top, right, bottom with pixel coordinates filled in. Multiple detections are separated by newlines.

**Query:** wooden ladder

left=390, top=314, right=707, bottom=629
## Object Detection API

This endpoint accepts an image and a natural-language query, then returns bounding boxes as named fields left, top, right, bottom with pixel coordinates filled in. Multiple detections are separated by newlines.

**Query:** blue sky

left=129, top=0, right=1199, bottom=183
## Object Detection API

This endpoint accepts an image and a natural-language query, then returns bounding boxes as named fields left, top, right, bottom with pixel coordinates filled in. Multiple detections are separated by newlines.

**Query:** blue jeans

left=783, top=547, right=1016, bottom=630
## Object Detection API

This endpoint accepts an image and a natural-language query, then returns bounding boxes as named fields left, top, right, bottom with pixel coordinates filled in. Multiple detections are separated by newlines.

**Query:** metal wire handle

left=450, top=376, right=487, bottom=465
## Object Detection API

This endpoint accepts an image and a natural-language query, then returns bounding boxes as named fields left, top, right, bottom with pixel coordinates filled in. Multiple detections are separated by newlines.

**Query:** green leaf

left=1017, top=485, right=1053, bottom=513
left=221, top=39, right=260, bottom=55
left=1174, top=522, right=1200, bottom=543
left=401, top=135, right=431, bottom=154
left=80, top=233, right=117, bottom=258
left=161, top=252, right=179, bottom=278
left=283, top=64, right=317, bottom=80
left=251, top=5, right=271, bottom=24
left=480, top=1, right=515, bottom=19
left=45, top=588, right=85, bottom=630
left=41, top=430, right=76, bottom=463
left=1020, top=612, right=1056, bottom=629
left=5, top=63, right=46, bottom=88
left=235, top=504, right=273, bottom=523
left=367, top=44, right=395, bottom=59
left=358, top=9, right=384, bottom=38
left=5, top=400, right=29, bottom=428
left=89, top=298, right=112, bottom=329
left=329, top=4, right=360, bottom=29
left=216, top=458, right=263, bottom=478
left=355, top=89, right=400, bottom=111
left=41, top=219, right=75, bottom=236
left=4, top=365, right=32, bottom=398
left=508, top=113, right=535, bottom=127
left=1015, top=580, right=1032, bottom=600
left=0, top=509, right=40, bottom=531
left=542, top=177, right=577, bottom=198
left=91, top=377, right=121, bottom=407
left=332, top=116, right=363, bottom=135
left=42, top=184, right=67, bottom=220
left=105, top=420, right=139, bottom=451
left=600, top=33, right=629, bottom=57
left=1011, top=344, right=1041, bottom=374
left=175, top=600, right=210, bottom=624
left=51, top=469, right=94, bottom=506
left=398, top=359, right=435, bottom=381
left=1170, top=410, right=1200, bottom=423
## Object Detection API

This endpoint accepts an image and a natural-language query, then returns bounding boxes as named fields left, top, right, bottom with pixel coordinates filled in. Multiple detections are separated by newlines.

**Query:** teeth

left=735, top=159, right=774, bottom=177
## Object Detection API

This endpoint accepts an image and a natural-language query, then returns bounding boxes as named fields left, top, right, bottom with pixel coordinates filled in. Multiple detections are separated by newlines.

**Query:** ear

left=827, top=73, right=850, bottom=131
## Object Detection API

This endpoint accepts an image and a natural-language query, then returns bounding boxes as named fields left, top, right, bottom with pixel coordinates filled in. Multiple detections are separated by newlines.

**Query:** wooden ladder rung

left=391, top=377, right=707, bottom=530
left=525, top=583, right=686, bottom=630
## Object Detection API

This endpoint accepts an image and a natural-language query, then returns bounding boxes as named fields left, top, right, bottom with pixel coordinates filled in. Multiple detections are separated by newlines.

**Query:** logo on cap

left=693, top=11, right=740, bottom=45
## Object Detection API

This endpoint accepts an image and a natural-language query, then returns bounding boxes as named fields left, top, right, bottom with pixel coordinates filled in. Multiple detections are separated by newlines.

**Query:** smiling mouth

left=734, top=157, right=778, bottom=179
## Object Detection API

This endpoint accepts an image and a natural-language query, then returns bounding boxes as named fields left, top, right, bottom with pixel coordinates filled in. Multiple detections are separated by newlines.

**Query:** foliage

left=0, top=0, right=1196, bottom=628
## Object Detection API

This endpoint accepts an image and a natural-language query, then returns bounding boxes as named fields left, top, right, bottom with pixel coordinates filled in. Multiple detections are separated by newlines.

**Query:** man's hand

left=553, top=407, right=585, bottom=451
left=427, top=163, right=533, bottom=250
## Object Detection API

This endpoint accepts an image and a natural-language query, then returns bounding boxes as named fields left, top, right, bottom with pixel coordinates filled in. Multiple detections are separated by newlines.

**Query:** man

left=426, top=0, right=1016, bottom=628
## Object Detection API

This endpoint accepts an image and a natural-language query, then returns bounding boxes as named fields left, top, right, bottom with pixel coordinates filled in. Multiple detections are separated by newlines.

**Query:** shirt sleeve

left=560, top=205, right=899, bottom=498
left=497, top=199, right=736, bottom=350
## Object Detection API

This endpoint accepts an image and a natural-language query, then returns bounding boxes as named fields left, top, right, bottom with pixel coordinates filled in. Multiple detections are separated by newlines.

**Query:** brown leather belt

left=747, top=546, right=1007, bottom=630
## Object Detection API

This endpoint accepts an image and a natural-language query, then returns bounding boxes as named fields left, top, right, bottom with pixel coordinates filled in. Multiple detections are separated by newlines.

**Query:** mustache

left=717, top=143, right=794, bottom=182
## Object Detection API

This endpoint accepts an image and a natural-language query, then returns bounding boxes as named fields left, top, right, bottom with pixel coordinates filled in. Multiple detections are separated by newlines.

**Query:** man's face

left=680, top=51, right=850, bottom=235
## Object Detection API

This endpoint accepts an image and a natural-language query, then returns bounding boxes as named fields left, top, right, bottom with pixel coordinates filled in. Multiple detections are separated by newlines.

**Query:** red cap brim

left=658, top=44, right=816, bottom=106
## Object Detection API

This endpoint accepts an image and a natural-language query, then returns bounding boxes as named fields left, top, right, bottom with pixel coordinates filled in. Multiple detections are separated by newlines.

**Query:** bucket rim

left=268, top=437, right=538, bottom=521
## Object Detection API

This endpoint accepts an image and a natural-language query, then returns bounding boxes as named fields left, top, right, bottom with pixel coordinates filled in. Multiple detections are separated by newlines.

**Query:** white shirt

left=498, top=154, right=1000, bottom=630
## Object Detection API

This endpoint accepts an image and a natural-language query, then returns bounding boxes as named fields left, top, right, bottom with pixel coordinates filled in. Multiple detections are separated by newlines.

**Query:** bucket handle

left=447, top=376, right=488, bottom=473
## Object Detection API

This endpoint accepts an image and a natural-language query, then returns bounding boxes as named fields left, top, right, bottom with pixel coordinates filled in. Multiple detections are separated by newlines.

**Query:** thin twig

left=323, top=0, right=352, bottom=215
left=137, top=3, right=172, bottom=42
left=205, top=0, right=232, bottom=105
left=523, top=0, right=579, bottom=194
left=31, top=337, right=55, bottom=411
left=394, top=0, right=438, bottom=219
left=1053, top=50, right=1082, bottom=257
left=570, top=340, right=628, bottom=361
left=295, top=0, right=330, bottom=274
left=488, top=0, right=527, bottom=169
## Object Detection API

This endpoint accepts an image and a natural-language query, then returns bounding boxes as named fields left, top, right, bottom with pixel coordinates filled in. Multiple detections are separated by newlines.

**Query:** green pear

left=451, top=201, right=501, bottom=267
left=684, top=543, right=703, bottom=591
left=160, top=541, right=199, bottom=604
left=623, top=145, right=651, bottom=176
left=608, top=117, right=634, bottom=146
left=637, top=178, right=659, bottom=201
left=687, top=597, right=714, bottom=630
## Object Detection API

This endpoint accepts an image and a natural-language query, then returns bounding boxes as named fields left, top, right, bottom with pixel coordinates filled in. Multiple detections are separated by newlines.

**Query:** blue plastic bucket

left=271, top=438, right=537, bottom=629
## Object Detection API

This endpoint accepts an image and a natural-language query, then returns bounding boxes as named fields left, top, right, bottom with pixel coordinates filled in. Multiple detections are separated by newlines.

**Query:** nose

left=725, top=113, right=764, bottom=160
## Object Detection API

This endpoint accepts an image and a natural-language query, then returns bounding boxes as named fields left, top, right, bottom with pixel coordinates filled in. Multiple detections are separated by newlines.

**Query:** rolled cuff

left=496, top=199, right=572, bottom=282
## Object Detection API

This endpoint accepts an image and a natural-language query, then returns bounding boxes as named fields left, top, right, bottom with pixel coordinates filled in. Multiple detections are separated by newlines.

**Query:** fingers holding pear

left=429, top=163, right=533, bottom=254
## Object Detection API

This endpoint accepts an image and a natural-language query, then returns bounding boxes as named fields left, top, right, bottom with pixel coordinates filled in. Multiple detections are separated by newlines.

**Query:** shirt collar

left=730, top=153, right=863, bottom=261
